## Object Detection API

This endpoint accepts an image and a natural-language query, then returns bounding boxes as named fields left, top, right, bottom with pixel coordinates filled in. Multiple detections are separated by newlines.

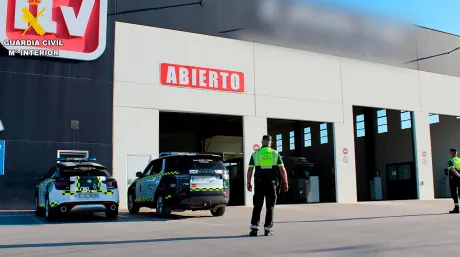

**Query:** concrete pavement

left=0, top=200, right=459, bottom=257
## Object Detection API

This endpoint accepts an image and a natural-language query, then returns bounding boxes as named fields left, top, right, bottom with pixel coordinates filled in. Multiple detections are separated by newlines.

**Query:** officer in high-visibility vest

left=247, top=135, right=289, bottom=236
left=448, top=148, right=460, bottom=213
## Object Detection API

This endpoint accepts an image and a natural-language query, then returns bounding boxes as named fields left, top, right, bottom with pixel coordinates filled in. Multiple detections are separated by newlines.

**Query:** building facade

left=1, top=0, right=460, bottom=209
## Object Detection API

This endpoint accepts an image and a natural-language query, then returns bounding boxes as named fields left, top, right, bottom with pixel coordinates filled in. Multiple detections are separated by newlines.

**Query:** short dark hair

left=450, top=148, right=458, bottom=154
left=262, top=135, right=272, bottom=141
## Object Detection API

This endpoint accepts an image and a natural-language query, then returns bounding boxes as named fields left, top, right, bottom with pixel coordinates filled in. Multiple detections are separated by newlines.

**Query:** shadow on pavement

left=0, top=235, right=251, bottom=249
left=275, top=213, right=448, bottom=224
left=0, top=212, right=210, bottom=226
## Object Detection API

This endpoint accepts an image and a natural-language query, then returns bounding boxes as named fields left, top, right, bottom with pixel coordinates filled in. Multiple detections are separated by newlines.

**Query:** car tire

left=106, top=210, right=118, bottom=220
left=128, top=192, right=140, bottom=214
left=156, top=195, right=171, bottom=218
left=45, top=199, right=57, bottom=222
left=35, top=196, right=44, bottom=216
left=210, top=206, right=226, bottom=217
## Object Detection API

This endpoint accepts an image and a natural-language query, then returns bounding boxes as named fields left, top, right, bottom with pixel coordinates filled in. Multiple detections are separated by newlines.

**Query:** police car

left=34, top=157, right=120, bottom=221
left=127, top=152, right=230, bottom=218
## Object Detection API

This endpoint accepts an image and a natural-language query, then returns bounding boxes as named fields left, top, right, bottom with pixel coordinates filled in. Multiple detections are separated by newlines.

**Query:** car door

left=141, top=159, right=164, bottom=200
left=38, top=166, right=57, bottom=205
left=136, top=161, right=154, bottom=200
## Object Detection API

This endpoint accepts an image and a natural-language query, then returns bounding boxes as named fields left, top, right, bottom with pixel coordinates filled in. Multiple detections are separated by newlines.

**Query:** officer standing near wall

left=247, top=135, right=289, bottom=236
left=447, top=148, right=460, bottom=214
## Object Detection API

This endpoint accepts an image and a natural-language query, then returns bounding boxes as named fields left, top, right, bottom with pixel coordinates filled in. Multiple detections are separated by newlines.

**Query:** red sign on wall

left=253, top=144, right=260, bottom=151
left=343, top=148, right=348, bottom=155
left=160, top=63, right=245, bottom=93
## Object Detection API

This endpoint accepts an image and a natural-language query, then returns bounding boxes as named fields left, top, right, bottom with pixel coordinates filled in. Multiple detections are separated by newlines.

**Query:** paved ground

left=0, top=200, right=459, bottom=257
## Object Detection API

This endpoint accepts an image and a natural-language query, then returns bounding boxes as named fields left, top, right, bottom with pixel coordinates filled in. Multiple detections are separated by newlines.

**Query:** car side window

left=165, top=158, right=179, bottom=172
left=151, top=159, right=164, bottom=175
left=142, top=162, right=154, bottom=176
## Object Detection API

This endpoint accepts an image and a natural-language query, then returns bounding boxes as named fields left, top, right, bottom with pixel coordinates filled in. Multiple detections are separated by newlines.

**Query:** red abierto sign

left=160, top=63, right=245, bottom=93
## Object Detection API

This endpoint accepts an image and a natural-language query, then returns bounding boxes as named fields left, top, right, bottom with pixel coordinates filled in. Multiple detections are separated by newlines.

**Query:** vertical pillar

left=243, top=116, right=267, bottom=206
left=333, top=104, right=358, bottom=203
left=113, top=107, right=160, bottom=209
left=412, top=111, right=434, bottom=200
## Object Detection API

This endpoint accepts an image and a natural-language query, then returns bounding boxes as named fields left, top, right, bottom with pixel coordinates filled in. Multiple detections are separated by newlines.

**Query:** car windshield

left=178, top=156, right=226, bottom=170
left=62, top=166, right=109, bottom=178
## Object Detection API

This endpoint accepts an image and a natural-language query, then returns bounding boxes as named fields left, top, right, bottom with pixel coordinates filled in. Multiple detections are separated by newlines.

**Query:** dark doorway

left=353, top=106, right=417, bottom=201
left=159, top=112, right=244, bottom=206
left=267, top=118, right=336, bottom=204
left=386, top=162, right=417, bottom=200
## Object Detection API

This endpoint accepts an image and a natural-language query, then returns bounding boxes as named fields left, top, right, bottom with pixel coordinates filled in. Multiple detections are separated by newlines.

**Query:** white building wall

left=113, top=22, right=460, bottom=207
left=113, top=106, right=159, bottom=208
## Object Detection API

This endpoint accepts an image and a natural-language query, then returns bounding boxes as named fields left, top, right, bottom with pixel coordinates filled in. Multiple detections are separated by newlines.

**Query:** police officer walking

left=447, top=148, right=460, bottom=213
left=247, top=135, right=289, bottom=236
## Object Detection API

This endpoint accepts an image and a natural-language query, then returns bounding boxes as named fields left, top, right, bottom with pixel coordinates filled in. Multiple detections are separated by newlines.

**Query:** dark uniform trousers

left=450, top=176, right=460, bottom=205
left=251, top=178, right=280, bottom=229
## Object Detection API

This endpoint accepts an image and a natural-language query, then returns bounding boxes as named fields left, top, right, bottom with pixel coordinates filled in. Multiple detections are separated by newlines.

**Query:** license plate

left=191, top=176, right=217, bottom=182
left=77, top=193, right=99, bottom=199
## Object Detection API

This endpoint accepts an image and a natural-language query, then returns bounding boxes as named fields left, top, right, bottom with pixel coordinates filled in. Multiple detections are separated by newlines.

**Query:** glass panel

left=388, top=166, right=398, bottom=181
left=320, top=137, right=328, bottom=144
left=377, top=117, right=387, bottom=126
left=356, top=114, right=364, bottom=122
left=304, top=127, right=310, bottom=133
left=320, top=123, right=327, bottom=130
left=320, top=130, right=328, bottom=137
left=304, top=140, right=312, bottom=147
left=277, top=140, right=282, bottom=146
left=401, top=112, right=411, bottom=121
left=378, top=125, right=388, bottom=134
left=429, top=114, right=439, bottom=124
left=356, top=121, right=365, bottom=130
left=289, top=131, right=294, bottom=137
left=276, top=134, right=282, bottom=140
left=290, top=143, right=295, bottom=150
left=377, top=109, right=387, bottom=117
left=276, top=145, right=282, bottom=152
left=398, top=165, right=411, bottom=180
left=357, top=129, right=365, bottom=137
left=401, top=120, right=411, bottom=129
left=304, top=133, right=311, bottom=140
left=289, top=137, right=295, bottom=144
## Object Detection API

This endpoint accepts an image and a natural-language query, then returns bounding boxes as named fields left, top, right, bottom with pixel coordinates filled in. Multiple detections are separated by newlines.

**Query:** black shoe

left=264, top=230, right=274, bottom=236
left=449, top=208, right=459, bottom=214
left=249, top=229, right=258, bottom=237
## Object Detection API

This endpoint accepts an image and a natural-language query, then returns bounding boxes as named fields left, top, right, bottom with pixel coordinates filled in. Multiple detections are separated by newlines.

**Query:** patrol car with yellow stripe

left=34, top=157, right=120, bottom=221
left=127, top=152, right=230, bottom=217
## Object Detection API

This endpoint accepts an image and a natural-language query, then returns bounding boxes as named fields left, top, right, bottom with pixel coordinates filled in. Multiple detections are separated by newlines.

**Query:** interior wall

left=205, top=136, right=243, bottom=153
left=430, top=115, right=460, bottom=198
left=373, top=109, right=415, bottom=199
left=268, top=119, right=336, bottom=202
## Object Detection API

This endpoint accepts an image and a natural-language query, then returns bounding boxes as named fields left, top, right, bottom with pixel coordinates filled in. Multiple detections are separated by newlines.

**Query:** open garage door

left=159, top=112, right=244, bottom=206
left=353, top=107, right=417, bottom=201
left=268, top=118, right=336, bottom=204
left=429, top=114, right=460, bottom=198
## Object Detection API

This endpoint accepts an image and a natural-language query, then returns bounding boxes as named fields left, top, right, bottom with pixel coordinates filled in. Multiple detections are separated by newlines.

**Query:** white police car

left=34, top=157, right=120, bottom=221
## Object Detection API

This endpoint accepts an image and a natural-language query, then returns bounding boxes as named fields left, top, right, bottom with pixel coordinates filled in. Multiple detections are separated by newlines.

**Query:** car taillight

left=103, top=180, right=118, bottom=189
left=53, top=181, right=74, bottom=190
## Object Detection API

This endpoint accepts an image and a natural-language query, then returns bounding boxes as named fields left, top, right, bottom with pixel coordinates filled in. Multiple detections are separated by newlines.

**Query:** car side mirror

left=136, top=172, right=143, bottom=178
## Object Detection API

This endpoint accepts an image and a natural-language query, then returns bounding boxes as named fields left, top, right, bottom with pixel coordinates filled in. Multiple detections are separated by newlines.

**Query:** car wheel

left=45, top=199, right=57, bottom=221
left=35, top=196, right=44, bottom=216
left=128, top=192, right=140, bottom=214
left=156, top=195, right=171, bottom=218
left=210, top=206, right=226, bottom=217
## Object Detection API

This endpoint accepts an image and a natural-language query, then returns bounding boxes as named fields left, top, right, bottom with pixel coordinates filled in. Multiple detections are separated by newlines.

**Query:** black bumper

left=171, top=193, right=229, bottom=210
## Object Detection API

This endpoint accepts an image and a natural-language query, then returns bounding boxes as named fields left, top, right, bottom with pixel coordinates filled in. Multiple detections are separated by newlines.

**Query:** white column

left=113, top=106, right=160, bottom=209
left=333, top=104, right=358, bottom=203
left=412, top=111, right=435, bottom=200
left=243, top=116, right=267, bottom=206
